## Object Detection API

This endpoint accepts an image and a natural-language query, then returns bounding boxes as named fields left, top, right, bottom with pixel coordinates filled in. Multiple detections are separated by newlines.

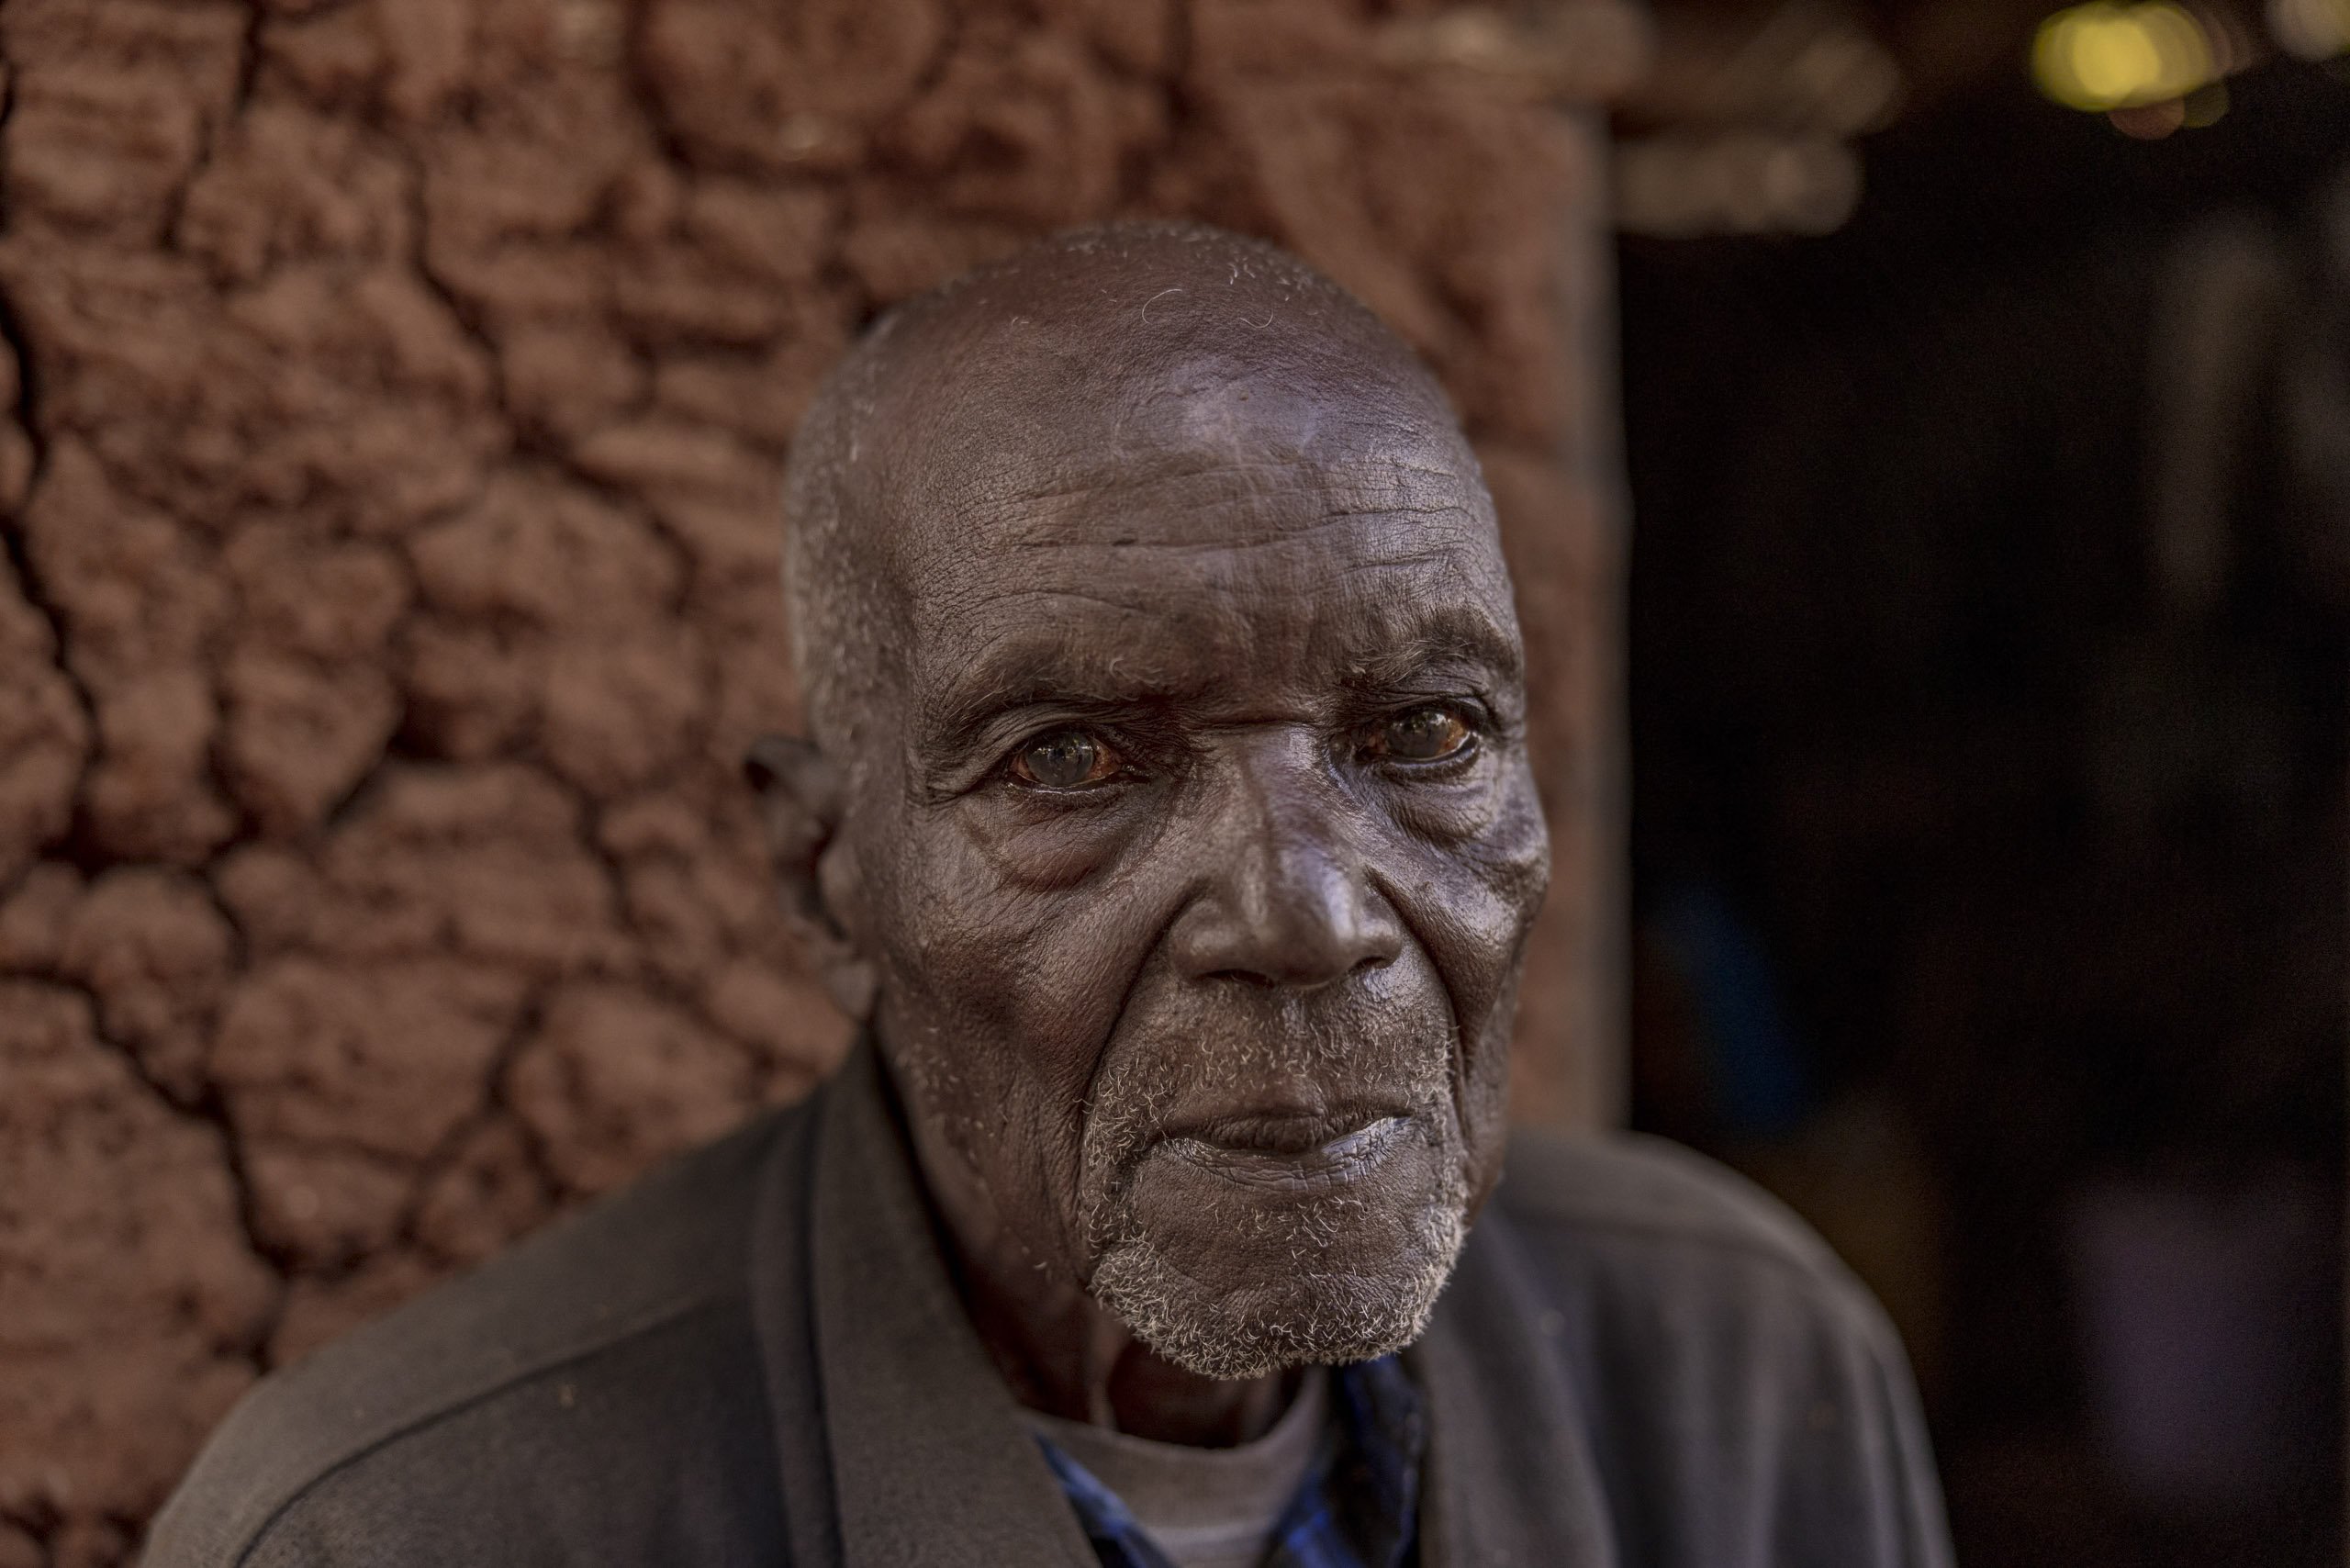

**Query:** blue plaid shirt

left=1035, top=1357, right=1426, bottom=1568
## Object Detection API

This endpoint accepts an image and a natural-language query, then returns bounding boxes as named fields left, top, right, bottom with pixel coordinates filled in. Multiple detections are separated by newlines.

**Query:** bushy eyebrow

left=1330, top=603, right=1524, bottom=697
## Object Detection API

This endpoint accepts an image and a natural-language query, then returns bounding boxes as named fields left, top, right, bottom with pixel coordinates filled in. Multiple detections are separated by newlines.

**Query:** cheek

left=1376, top=762, right=1508, bottom=846
left=867, top=799, right=1170, bottom=1094
left=955, top=789, right=1160, bottom=890
left=1471, top=763, right=1552, bottom=933
left=1457, top=767, right=1549, bottom=1193
left=1378, top=758, right=1550, bottom=1057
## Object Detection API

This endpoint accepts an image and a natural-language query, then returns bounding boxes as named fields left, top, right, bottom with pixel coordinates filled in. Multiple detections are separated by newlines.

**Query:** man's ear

left=744, top=734, right=878, bottom=1024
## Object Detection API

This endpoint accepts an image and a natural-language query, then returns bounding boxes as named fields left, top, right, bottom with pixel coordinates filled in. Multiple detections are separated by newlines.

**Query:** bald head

left=781, top=222, right=1487, bottom=755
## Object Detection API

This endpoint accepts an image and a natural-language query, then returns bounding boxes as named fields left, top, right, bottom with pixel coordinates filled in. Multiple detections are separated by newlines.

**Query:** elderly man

left=150, top=225, right=1950, bottom=1568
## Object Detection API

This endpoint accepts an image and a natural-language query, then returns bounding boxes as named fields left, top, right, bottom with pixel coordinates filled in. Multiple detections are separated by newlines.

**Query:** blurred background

left=1614, top=0, right=2347, bottom=1559
left=0, top=0, right=2336, bottom=1563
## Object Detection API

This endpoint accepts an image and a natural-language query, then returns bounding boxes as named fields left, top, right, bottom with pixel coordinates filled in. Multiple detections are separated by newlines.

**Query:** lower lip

left=1158, top=1116, right=1413, bottom=1189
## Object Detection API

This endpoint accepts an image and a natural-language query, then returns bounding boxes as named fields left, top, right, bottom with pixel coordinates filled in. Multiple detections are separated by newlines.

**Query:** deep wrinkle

left=914, top=599, right=1524, bottom=778
left=756, top=224, right=1550, bottom=1444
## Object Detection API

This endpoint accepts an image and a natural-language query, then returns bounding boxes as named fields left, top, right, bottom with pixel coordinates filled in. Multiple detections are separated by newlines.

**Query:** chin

left=1085, top=1134, right=1472, bottom=1381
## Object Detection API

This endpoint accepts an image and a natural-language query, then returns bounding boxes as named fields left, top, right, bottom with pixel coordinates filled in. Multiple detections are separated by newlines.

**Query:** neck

left=892, top=1082, right=1297, bottom=1447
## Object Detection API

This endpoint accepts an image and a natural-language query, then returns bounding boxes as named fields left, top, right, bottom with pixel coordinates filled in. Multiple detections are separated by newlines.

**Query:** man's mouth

left=1156, top=1112, right=1415, bottom=1188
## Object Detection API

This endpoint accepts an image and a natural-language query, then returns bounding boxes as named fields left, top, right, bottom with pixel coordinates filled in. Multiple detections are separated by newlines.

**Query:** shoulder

left=144, top=1102, right=811, bottom=1568
left=1495, top=1127, right=1850, bottom=1286
left=1489, top=1127, right=1899, bottom=1377
left=1484, top=1131, right=1952, bottom=1568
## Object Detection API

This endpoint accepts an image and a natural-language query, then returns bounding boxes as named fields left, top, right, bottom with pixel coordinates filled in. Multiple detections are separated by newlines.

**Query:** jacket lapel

left=748, top=1083, right=845, bottom=1566
left=804, top=1048, right=1100, bottom=1568
left=1409, top=1211, right=1621, bottom=1568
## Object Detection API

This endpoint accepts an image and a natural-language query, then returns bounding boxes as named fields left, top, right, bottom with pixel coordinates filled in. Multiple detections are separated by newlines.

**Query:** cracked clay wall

left=0, top=0, right=1618, bottom=1559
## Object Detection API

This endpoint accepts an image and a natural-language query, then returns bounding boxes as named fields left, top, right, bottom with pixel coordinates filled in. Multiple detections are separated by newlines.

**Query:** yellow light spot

left=2074, top=15, right=2165, bottom=97
left=2033, top=2, right=2219, bottom=110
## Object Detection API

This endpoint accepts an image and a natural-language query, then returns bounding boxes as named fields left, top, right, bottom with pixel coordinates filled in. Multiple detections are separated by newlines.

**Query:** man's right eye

left=1010, top=729, right=1122, bottom=790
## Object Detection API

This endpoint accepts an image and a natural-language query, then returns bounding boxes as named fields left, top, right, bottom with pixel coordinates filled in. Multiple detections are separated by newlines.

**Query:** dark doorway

left=1621, top=53, right=2349, bottom=1568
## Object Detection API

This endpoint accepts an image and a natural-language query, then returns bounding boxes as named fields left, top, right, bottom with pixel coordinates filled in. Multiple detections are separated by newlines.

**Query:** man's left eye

left=1010, top=728, right=1123, bottom=790
left=1370, top=706, right=1474, bottom=764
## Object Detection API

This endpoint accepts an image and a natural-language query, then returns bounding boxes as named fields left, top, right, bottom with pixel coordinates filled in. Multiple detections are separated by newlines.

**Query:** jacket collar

left=1408, top=1199, right=1620, bottom=1568
left=800, top=1046, right=1099, bottom=1566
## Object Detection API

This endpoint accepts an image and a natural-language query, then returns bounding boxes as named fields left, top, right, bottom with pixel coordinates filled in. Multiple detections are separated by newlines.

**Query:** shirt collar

left=1037, top=1353, right=1428, bottom=1568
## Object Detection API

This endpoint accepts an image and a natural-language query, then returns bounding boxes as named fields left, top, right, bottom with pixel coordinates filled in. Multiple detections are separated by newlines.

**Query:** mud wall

left=0, top=1, right=1617, bottom=1559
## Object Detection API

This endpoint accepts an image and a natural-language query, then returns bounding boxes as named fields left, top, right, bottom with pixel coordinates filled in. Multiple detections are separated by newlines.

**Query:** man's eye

left=1011, top=729, right=1121, bottom=790
left=1371, top=706, right=1473, bottom=764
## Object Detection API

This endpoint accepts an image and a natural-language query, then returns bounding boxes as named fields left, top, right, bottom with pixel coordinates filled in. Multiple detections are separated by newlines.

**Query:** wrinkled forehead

left=801, top=241, right=1525, bottom=731
left=911, top=355, right=1483, bottom=531
left=871, top=397, right=1516, bottom=750
left=869, top=320, right=1505, bottom=593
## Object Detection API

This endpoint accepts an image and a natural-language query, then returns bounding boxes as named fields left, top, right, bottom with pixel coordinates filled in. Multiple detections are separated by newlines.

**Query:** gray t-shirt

left=1023, top=1370, right=1329, bottom=1568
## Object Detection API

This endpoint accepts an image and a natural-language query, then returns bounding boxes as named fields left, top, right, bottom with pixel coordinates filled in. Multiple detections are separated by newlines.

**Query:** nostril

left=1166, top=861, right=1405, bottom=987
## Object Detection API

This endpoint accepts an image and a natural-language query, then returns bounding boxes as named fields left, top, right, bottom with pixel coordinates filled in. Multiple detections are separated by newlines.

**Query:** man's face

left=834, top=356, right=1550, bottom=1380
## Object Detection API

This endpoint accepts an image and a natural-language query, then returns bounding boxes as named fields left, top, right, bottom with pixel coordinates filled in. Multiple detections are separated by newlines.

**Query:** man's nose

left=1165, top=735, right=1405, bottom=988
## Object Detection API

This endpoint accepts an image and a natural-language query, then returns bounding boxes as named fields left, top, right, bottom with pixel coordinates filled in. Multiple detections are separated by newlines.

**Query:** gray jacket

left=148, top=1048, right=1953, bottom=1567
